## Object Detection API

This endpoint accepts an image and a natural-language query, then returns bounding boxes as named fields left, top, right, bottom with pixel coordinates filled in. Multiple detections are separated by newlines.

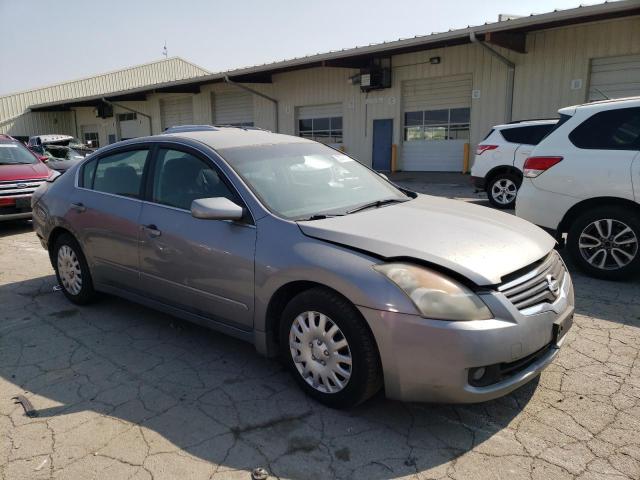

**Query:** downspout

left=223, top=76, right=279, bottom=133
left=101, top=98, right=153, bottom=136
left=470, top=32, right=515, bottom=123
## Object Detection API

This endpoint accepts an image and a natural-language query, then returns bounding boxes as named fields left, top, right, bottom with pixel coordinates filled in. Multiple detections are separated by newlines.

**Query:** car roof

left=0, top=134, right=20, bottom=143
left=163, top=126, right=314, bottom=150
left=492, top=119, right=558, bottom=129
left=560, top=96, right=640, bottom=115
left=30, top=134, right=74, bottom=143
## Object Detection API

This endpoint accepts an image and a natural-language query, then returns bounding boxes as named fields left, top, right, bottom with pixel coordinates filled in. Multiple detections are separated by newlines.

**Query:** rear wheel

left=487, top=173, right=520, bottom=209
left=567, top=206, right=640, bottom=280
left=53, top=233, right=97, bottom=304
left=279, top=288, right=382, bottom=408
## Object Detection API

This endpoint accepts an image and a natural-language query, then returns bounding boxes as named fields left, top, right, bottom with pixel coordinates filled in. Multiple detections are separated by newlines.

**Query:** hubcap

left=491, top=178, right=517, bottom=205
left=57, top=245, right=83, bottom=295
left=289, top=311, right=352, bottom=394
left=578, top=218, right=638, bottom=271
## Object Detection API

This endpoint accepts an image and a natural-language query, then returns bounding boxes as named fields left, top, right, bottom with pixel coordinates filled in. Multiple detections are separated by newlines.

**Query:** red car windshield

left=0, top=142, right=38, bottom=165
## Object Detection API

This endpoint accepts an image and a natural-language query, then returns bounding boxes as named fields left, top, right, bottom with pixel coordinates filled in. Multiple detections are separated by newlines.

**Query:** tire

left=53, top=233, right=97, bottom=304
left=487, top=173, right=520, bottom=209
left=567, top=206, right=640, bottom=280
left=279, top=288, right=382, bottom=409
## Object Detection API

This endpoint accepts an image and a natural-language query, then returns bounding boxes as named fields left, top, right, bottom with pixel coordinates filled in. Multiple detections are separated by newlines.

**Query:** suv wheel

left=567, top=206, right=640, bottom=280
left=53, top=233, right=97, bottom=304
left=279, top=288, right=382, bottom=408
left=487, top=174, right=520, bottom=209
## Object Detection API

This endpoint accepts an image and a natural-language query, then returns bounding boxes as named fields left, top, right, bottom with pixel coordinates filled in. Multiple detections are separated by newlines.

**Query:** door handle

left=70, top=202, right=86, bottom=213
left=142, top=224, right=162, bottom=238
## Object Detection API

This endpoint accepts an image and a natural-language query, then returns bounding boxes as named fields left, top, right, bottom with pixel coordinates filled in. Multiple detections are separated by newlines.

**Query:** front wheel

left=567, top=206, right=640, bottom=280
left=279, top=288, right=382, bottom=408
left=487, top=174, right=520, bottom=209
left=53, top=233, right=97, bottom=304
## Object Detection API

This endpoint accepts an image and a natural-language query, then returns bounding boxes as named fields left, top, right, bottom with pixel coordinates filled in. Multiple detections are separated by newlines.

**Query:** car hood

left=0, top=162, right=50, bottom=181
left=298, top=195, right=555, bottom=286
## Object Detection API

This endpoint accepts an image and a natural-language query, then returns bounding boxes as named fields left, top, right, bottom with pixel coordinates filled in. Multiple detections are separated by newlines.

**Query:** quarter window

left=404, top=108, right=470, bottom=141
left=569, top=107, right=640, bottom=150
left=89, top=149, right=150, bottom=198
left=500, top=124, right=556, bottom=145
left=298, top=117, right=343, bottom=144
left=151, top=149, right=236, bottom=211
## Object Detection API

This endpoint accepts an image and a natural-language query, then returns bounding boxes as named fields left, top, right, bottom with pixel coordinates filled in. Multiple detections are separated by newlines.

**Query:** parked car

left=28, top=134, right=95, bottom=158
left=40, top=144, right=86, bottom=172
left=32, top=127, right=574, bottom=408
left=471, top=119, right=558, bottom=209
left=0, top=134, right=56, bottom=222
left=517, top=96, right=640, bottom=280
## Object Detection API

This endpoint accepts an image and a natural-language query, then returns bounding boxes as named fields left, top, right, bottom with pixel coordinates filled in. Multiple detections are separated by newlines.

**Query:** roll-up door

left=401, top=74, right=472, bottom=171
left=160, top=97, right=194, bottom=130
left=589, top=54, right=640, bottom=101
left=213, top=91, right=254, bottom=126
left=295, top=103, right=343, bottom=146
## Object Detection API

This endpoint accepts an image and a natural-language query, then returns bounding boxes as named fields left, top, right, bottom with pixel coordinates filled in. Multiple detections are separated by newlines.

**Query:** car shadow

left=1, top=274, right=538, bottom=479
left=0, top=219, right=33, bottom=238
left=558, top=250, right=640, bottom=327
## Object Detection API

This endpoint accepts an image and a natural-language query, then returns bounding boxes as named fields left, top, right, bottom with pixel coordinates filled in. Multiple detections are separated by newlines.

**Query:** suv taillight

left=476, top=145, right=498, bottom=155
left=523, top=156, right=563, bottom=178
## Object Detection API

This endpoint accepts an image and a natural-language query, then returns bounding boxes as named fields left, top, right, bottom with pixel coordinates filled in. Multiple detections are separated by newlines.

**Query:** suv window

left=151, top=149, right=236, bottom=210
left=569, top=107, right=640, bottom=150
left=500, top=124, right=555, bottom=145
left=83, top=149, right=149, bottom=198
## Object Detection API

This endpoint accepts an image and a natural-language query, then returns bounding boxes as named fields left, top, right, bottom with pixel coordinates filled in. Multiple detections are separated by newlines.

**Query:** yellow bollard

left=463, top=143, right=470, bottom=174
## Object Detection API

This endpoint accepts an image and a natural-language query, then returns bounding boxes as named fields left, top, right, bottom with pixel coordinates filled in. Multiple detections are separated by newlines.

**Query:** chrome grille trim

left=498, top=251, right=566, bottom=312
left=0, top=179, right=46, bottom=197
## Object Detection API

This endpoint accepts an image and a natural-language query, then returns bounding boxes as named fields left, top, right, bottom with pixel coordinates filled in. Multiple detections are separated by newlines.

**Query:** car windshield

left=0, top=142, right=38, bottom=165
left=219, top=142, right=409, bottom=220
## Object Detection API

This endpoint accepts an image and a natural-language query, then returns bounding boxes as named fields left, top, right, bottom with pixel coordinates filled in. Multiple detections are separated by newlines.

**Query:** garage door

left=589, top=54, right=640, bottom=101
left=295, top=103, right=343, bottom=146
left=401, top=74, right=472, bottom=171
left=213, top=91, right=254, bottom=126
left=160, top=97, right=194, bottom=130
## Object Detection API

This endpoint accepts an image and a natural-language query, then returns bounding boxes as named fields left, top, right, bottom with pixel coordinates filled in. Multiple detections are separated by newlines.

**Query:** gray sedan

left=31, top=127, right=574, bottom=408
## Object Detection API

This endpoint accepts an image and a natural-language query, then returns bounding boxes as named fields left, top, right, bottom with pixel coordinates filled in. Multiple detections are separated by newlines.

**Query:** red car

left=0, top=134, right=55, bottom=222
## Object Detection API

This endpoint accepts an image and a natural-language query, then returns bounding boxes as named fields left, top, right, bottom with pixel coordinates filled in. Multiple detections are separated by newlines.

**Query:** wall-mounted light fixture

left=429, top=56, right=441, bottom=64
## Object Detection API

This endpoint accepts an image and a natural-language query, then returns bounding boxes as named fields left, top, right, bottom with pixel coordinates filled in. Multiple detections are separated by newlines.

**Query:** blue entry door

left=372, top=119, right=393, bottom=171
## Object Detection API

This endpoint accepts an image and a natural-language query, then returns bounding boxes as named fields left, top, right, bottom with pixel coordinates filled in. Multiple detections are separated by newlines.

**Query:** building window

left=83, top=132, right=99, bottom=148
left=404, top=108, right=470, bottom=141
left=298, top=117, right=343, bottom=144
left=117, top=112, right=137, bottom=122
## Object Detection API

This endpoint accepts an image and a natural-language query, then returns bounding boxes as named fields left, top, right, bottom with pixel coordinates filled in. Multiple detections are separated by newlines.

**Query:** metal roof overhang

left=29, top=1, right=640, bottom=112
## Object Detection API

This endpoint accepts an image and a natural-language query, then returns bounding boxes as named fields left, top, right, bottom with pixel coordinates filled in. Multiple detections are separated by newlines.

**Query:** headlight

left=374, top=263, right=493, bottom=321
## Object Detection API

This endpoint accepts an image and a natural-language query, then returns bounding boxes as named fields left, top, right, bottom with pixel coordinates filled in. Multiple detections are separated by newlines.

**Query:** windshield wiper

left=0, top=162, right=32, bottom=165
left=299, top=213, right=345, bottom=221
left=346, top=198, right=409, bottom=215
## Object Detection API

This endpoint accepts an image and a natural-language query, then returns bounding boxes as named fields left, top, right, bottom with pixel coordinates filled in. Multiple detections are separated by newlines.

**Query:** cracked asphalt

left=1, top=176, right=639, bottom=480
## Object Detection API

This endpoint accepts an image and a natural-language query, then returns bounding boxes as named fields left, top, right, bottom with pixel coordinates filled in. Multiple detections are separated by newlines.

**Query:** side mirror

left=191, top=197, right=244, bottom=221
left=38, top=155, right=49, bottom=163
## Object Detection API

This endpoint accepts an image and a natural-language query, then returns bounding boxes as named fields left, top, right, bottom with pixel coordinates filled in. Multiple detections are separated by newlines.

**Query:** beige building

left=3, top=1, right=640, bottom=171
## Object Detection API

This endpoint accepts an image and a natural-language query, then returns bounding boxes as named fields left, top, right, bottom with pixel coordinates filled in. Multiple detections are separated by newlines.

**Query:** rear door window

left=84, top=149, right=150, bottom=198
left=500, top=124, right=556, bottom=145
left=569, top=107, right=640, bottom=150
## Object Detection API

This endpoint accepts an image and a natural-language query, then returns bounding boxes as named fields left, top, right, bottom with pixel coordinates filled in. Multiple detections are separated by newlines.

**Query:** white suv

left=471, top=120, right=557, bottom=209
left=517, top=97, right=640, bottom=280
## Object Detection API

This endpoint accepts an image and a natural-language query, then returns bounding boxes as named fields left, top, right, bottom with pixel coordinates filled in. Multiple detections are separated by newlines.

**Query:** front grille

left=498, top=250, right=566, bottom=312
left=0, top=178, right=45, bottom=198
